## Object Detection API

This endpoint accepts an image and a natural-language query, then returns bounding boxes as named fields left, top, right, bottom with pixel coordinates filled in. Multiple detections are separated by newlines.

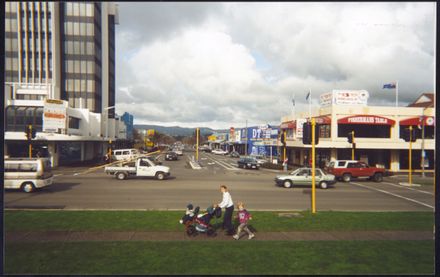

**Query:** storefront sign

left=235, top=130, right=241, bottom=142
left=229, top=127, right=235, bottom=142
left=296, top=118, right=307, bottom=138
left=43, top=99, right=67, bottom=132
left=400, top=116, right=435, bottom=126
left=338, top=115, right=395, bottom=125
left=320, top=90, right=369, bottom=106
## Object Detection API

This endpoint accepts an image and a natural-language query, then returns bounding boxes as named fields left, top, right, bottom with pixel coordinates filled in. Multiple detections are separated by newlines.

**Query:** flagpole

left=309, top=88, right=312, bottom=119
left=395, top=80, right=398, bottom=107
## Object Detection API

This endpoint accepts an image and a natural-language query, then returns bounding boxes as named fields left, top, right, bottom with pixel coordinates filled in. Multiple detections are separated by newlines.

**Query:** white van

left=111, top=148, right=140, bottom=161
left=4, top=158, right=54, bottom=192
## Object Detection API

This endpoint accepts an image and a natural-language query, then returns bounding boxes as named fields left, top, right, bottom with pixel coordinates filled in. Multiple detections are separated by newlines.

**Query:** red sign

left=400, top=116, right=435, bottom=126
left=313, top=116, right=331, bottom=124
left=338, top=115, right=395, bottom=125
left=280, top=121, right=296, bottom=129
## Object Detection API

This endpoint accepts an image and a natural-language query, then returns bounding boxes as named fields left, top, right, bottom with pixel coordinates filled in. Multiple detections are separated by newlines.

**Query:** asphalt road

left=4, top=151, right=435, bottom=211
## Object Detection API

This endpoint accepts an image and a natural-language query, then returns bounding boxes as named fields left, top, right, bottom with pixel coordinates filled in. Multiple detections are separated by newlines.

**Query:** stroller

left=179, top=204, right=221, bottom=237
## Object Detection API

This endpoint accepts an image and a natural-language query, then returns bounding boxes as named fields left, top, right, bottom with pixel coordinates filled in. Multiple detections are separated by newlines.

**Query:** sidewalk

left=6, top=230, right=433, bottom=242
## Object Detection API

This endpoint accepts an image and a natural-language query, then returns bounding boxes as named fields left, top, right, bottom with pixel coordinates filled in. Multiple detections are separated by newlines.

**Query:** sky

left=114, top=2, right=435, bottom=129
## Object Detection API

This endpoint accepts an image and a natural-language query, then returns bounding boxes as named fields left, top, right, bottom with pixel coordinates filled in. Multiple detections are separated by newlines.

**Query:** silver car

left=275, top=168, right=336, bottom=189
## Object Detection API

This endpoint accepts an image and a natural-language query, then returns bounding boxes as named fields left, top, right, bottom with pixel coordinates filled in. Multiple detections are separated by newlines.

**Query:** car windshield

left=290, top=169, right=301, bottom=175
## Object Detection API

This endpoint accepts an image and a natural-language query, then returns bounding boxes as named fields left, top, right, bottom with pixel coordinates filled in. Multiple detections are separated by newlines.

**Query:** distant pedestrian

left=233, top=202, right=255, bottom=240
left=216, top=185, right=234, bottom=236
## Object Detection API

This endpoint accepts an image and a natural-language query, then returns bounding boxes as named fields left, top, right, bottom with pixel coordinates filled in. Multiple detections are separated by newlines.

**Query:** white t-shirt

left=219, top=191, right=233, bottom=208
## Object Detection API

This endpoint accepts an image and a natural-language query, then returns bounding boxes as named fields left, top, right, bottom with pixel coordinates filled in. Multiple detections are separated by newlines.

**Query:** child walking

left=233, top=202, right=255, bottom=240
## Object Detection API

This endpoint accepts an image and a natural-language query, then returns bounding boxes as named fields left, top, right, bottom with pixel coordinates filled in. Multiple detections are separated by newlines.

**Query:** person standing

left=216, top=185, right=234, bottom=236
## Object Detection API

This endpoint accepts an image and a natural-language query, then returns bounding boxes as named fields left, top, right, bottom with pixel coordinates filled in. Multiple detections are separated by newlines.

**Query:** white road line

left=382, top=182, right=434, bottom=196
left=207, top=156, right=237, bottom=170
left=350, top=182, right=434, bottom=209
left=54, top=174, right=63, bottom=177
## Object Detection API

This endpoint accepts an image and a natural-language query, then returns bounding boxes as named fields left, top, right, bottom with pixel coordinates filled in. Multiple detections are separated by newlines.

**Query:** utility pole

left=245, top=120, right=248, bottom=157
left=421, top=111, right=426, bottom=178
left=311, top=118, right=316, bottom=214
left=409, top=126, right=413, bottom=185
left=196, top=128, right=199, bottom=162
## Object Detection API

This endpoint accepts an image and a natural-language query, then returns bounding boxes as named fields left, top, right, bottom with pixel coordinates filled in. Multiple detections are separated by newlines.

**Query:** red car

left=327, top=160, right=386, bottom=182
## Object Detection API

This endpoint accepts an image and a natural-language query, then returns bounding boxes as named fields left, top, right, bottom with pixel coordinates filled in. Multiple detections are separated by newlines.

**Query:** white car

left=173, top=149, right=183, bottom=156
left=275, top=168, right=336, bottom=189
left=212, top=149, right=228, bottom=155
left=250, top=155, right=268, bottom=165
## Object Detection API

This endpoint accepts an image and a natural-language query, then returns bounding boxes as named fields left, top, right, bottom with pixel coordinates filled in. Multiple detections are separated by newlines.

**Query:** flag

left=306, top=91, right=311, bottom=101
left=383, top=83, right=396, bottom=89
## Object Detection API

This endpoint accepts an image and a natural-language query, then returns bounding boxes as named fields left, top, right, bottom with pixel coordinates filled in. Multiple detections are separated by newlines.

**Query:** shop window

left=338, top=124, right=391, bottom=138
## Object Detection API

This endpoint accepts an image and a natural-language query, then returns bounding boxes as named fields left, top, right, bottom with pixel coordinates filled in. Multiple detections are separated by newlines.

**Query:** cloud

left=115, top=2, right=435, bottom=128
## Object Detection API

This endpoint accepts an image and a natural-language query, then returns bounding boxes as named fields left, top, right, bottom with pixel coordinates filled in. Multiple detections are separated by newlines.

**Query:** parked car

left=173, top=149, right=183, bottom=156
left=112, top=148, right=140, bottom=161
left=212, top=149, right=229, bottom=155
left=198, top=146, right=211, bottom=152
left=327, top=160, right=386, bottom=182
left=229, top=151, right=240, bottom=158
left=165, top=152, right=178, bottom=161
left=250, top=155, right=268, bottom=165
left=275, top=168, right=336, bottom=189
left=237, top=158, right=260, bottom=169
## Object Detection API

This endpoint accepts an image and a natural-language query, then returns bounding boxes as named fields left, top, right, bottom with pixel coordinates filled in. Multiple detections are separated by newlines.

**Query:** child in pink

left=233, top=202, right=255, bottom=240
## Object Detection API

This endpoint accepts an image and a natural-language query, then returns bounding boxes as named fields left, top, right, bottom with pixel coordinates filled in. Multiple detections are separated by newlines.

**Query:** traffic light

left=347, top=131, right=354, bottom=144
left=280, top=130, right=286, bottom=146
left=302, top=122, right=319, bottom=145
left=403, top=128, right=417, bottom=142
left=31, top=127, right=37, bottom=138
left=25, top=125, right=32, bottom=141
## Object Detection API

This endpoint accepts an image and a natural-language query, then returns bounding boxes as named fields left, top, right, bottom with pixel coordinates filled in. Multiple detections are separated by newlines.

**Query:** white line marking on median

left=350, top=182, right=434, bottom=209
left=382, top=182, right=434, bottom=196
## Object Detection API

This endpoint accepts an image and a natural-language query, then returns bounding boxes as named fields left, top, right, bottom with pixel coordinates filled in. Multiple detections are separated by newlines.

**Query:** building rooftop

left=407, top=93, right=435, bottom=108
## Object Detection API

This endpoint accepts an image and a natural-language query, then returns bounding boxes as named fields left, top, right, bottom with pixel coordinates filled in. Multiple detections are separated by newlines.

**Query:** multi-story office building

left=279, top=90, right=435, bottom=173
left=4, top=2, right=123, bottom=166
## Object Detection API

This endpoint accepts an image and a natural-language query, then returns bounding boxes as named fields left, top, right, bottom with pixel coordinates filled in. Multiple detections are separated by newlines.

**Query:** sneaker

left=233, top=234, right=239, bottom=240
left=248, top=234, right=255, bottom=240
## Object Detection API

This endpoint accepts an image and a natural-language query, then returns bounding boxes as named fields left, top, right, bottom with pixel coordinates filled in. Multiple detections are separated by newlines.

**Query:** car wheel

left=342, top=173, right=351, bottom=182
left=373, top=173, right=383, bottom=182
left=116, top=172, right=127, bottom=180
left=320, top=181, right=328, bottom=189
left=156, top=172, right=165, bottom=180
left=283, top=180, right=292, bottom=188
left=21, top=182, right=36, bottom=193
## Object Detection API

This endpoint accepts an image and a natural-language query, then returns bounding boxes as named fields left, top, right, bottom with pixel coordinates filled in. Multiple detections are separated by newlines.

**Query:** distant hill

left=134, top=124, right=228, bottom=137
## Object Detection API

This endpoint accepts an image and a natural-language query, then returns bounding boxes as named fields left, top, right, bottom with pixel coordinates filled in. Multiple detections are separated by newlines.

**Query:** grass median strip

left=4, top=240, right=434, bottom=275
left=5, top=210, right=433, bottom=232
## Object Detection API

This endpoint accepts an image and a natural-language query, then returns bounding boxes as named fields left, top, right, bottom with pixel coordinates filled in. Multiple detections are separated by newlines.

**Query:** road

left=4, top=151, right=435, bottom=211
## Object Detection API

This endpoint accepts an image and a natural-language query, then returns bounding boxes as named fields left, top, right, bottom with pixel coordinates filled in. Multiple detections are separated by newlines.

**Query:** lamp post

left=421, top=107, right=427, bottom=178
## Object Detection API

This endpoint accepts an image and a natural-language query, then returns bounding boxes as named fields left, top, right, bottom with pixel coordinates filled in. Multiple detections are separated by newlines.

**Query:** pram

left=179, top=204, right=220, bottom=237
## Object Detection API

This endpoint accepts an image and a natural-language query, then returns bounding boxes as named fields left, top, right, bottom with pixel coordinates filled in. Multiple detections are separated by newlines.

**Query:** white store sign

left=43, top=99, right=67, bottom=132
left=296, top=118, right=307, bottom=138
left=320, top=90, right=369, bottom=106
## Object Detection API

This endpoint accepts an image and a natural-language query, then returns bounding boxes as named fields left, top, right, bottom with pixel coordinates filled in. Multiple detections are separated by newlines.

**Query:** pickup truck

left=104, top=157, right=170, bottom=180
left=327, top=160, right=386, bottom=182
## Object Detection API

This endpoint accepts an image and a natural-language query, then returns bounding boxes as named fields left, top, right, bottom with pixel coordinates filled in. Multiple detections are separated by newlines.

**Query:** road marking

left=350, top=182, right=434, bottom=209
left=54, top=174, right=63, bottom=177
left=382, top=182, right=434, bottom=196
left=206, top=156, right=237, bottom=170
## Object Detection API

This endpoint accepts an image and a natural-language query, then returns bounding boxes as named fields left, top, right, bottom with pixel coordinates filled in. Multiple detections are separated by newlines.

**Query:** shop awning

left=399, top=116, right=435, bottom=126
left=313, top=115, right=331, bottom=124
left=280, top=121, right=296, bottom=129
left=338, top=115, right=395, bottom=125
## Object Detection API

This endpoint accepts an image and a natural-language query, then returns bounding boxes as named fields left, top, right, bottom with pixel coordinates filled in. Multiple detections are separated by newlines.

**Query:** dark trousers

left=223, top=205, right=234, bottom=234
